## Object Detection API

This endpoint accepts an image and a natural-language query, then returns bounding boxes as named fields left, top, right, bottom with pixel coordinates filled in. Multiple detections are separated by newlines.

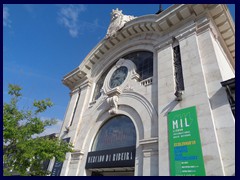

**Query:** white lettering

left=180, top=118, right=183, bottom=128
left=126, top=152, right=129, bottom=160
left=173, top=120, right=178, bottom=129
left=185, top=117, right=190, bottom=127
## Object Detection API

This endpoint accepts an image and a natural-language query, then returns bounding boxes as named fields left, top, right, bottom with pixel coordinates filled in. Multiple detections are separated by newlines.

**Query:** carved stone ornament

left=123, top=84, right=134, bottom=92
left=105, top=8, right=135, bottom=39
left=107, top=95, right=119, bottom=115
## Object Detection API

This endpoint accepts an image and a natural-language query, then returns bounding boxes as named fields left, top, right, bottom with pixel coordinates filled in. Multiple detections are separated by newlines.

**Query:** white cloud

left=3, top=6, right=11, bottom=27
left=58, top=4, right=86, bottom=38
left=38, top=118, right=63, bottom=137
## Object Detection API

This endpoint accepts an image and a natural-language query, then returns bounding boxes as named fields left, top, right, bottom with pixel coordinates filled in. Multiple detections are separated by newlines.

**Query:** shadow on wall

left=209, top=87, right=228, bottom=110
left=161, top=100, right=179, bottom=117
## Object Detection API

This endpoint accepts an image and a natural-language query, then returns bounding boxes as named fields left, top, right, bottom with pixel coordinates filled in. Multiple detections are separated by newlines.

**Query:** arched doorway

left=85, top=115, right=136, bottom=176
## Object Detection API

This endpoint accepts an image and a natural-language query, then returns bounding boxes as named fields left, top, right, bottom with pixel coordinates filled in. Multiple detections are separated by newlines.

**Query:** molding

left=120, top=91, right=158, bottom=123
left=195, top=17, right=213, bottom=36
left=106, top=87, right=122, bottom=97
left=139, top=137, right=158, bottom=145
left=154, top=38, right=173, bottom=51
left=79, top=80, right=92, bottom=90
left=69, top=151, right=84, bottom=165
left=70, top=87, right=81, bottom=96
left=143, top=150, right=158, bottom=157
left=175, top=23, right=196, bottom=41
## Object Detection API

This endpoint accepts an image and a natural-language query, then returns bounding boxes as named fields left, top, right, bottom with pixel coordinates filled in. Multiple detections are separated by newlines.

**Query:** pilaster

left=178, top=33, right=224, bottom=175
left=156, top=44, right=173, bottom=176
left=197, top=29, right=235, bottom=176
left=59, top=88, right=80, bottom=138
left=69, top=80, right=92, bottom=145
left=140, top=138, right=158, bottom=176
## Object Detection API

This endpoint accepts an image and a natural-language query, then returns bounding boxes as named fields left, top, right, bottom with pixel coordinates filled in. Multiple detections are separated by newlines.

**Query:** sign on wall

left=85, top=146, right=135, bottom=169
left=51, top=161, right=63, bottom=176
left=51, top=137, right=70, bottom=176
left=168, top=106, right=206, bottom=176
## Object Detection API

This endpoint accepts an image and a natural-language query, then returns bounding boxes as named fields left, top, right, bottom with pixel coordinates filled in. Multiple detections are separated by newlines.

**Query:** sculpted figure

left=107, top=95, right=119, bottom=115
left=105, top=8, right=135, bottom=38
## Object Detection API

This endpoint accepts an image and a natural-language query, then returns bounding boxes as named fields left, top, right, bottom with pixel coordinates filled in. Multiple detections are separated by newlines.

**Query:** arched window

left=92, top=115, right=136, bottom=151
left=92, top=70, right=108, bottom=101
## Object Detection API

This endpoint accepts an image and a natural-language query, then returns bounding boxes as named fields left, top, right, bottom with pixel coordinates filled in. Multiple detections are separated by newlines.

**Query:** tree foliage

left=3, top=84, right=73, bottom=176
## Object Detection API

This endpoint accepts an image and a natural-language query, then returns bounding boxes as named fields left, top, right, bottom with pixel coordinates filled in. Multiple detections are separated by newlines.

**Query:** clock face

left=110, top=66, right=128, bottom=88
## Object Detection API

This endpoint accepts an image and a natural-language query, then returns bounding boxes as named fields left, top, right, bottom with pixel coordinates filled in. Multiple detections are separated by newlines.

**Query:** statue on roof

left=105, top=8, right=135, bottom=39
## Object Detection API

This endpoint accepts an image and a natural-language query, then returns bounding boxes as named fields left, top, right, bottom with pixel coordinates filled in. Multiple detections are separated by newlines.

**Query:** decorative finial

left=111, top=8, right=122, bottom=16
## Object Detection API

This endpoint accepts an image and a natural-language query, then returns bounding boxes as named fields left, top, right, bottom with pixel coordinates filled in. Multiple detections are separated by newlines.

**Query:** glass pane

left=123, top=51, right=153, bottom=80
left=92, top=115, right=136, bottom=151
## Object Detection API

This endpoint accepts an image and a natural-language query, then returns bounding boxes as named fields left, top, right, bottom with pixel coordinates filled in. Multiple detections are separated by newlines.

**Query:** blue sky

left=3, top=4, right=235, bottom=135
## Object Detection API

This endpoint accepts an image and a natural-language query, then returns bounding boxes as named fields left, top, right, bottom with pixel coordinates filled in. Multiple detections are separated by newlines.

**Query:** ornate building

left=49, top=4, right=235, bottom=176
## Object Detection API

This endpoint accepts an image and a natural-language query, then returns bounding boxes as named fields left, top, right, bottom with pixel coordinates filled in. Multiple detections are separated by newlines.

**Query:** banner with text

left=168, top=106, right=205, bottom=176
left=85, top=146, right=135, bottom=169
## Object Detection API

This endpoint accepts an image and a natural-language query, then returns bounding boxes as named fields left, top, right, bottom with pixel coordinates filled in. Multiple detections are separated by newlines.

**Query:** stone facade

left=53, top=4, right=235, bottom=176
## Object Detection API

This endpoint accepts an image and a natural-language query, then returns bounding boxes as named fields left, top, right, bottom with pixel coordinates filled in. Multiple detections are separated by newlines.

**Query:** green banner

left=168, top=106, right=206, bottom=176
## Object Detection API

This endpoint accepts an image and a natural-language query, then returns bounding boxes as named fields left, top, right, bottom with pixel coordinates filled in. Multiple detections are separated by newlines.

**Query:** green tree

left=3, top=84, right=73, bottom=176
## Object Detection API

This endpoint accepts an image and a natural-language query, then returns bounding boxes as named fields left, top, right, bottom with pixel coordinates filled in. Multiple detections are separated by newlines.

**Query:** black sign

left=51, top=161, right=63, bottom=176
left=85, top=146, right=136, bottom=169
left=51, top=137, right=70, bottom=176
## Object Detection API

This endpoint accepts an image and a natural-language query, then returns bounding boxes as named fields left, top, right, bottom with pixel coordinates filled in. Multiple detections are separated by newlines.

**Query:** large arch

left=75, top=90, right=158, bottom=176
left=91, top=37, right=159, bottom=79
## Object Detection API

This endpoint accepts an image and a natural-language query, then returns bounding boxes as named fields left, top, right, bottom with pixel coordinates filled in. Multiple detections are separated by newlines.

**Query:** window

left=92, top=66, right=112, bottom=101
left=92, top=115, right=136, bottom=151
left=92, top=73, right=107, bottom=101
left=123, top=51, right=153, bottom=80
left=221, top=78, right=235, bottom=117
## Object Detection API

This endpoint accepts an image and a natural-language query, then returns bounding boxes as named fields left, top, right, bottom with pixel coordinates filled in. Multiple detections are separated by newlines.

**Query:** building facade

left=51, top=4, right=235, bottom=176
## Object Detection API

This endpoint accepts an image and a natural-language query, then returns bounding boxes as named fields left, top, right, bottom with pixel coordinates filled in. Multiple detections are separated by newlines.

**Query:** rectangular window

left=173, top=45, right=185, bottom=92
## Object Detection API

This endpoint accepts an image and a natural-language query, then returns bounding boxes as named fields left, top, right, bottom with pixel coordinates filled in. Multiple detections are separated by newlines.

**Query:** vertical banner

left=168, top=106, right=205, bottom=176
left=51, top=137, right=70, bottom=176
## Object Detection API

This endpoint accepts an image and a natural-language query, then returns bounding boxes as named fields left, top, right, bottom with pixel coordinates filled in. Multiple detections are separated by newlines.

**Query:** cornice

left=62, top=4, right=235, bottom=90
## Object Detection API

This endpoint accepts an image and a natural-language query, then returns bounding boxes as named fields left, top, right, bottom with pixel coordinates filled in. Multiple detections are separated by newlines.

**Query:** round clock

left=109, top=66, right=128, bottom=88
